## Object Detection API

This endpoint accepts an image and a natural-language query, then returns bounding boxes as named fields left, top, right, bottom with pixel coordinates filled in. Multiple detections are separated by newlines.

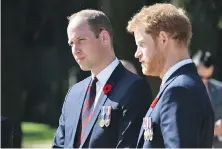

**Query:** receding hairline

left=67, top=9, right=107, bottom=23
left=67, top=9, right=113, bottom=42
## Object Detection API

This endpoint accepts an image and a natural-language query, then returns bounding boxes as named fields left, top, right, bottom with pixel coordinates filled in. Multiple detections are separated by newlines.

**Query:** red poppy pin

left=103, top=84, right=112, bottom=95
left=150, top=98, right=159, bottom=108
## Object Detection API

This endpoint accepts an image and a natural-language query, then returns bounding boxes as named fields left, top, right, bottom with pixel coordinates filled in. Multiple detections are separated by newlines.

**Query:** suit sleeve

left=160, top=86, right=207, bottom=147
left=52, top=86, right=74, bottom=148
left=116, top=79, right=152, bottom=148
left=52, top=101, right=66, bottom=148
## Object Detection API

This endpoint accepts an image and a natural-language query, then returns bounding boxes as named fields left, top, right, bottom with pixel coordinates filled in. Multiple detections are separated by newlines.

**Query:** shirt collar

left=93, top=57, right=119, bottom=87
left=161, top=59, right=193, bottom=87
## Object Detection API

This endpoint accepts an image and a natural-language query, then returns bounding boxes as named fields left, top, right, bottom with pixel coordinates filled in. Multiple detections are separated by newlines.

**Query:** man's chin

left=142, top=68, right=149, bottom=76
left=142, top=68, right=157, bottom=77
left=79, top=65, right=90, bottom=71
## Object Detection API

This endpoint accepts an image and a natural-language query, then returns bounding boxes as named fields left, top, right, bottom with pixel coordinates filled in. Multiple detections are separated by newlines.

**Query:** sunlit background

left=2, top=0, right=222, bottom=148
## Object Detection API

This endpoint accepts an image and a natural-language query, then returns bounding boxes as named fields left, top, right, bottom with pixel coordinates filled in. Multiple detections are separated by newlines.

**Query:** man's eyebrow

left=136, top=39, right=144, bottom=44
left=68, top=36, right=82, bottom=45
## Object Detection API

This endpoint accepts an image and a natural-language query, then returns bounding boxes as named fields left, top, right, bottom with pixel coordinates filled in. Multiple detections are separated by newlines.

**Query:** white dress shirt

left=160, top=59, right=193, bottom=88
left=92, top=58, right=119, bottom=110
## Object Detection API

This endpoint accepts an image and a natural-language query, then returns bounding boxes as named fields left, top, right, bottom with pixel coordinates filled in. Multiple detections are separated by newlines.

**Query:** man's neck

left=160, top=48, right=190, bottom=79
left=91, top=55, right=116, bottom=77
left=202, top=79, right=209, bottom=85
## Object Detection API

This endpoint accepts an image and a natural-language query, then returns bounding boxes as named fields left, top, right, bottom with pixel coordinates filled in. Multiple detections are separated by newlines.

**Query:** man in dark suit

left=52, top=9, right=152, bottom=148
left=127, top=3, right=214, bottom=148
left=193, top=50, right=222, bottom=147
left=120, top=60, right=138, bottom=74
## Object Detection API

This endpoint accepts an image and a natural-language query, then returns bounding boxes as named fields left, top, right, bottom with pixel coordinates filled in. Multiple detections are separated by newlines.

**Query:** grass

left=22, top=122, right=56, bottom=146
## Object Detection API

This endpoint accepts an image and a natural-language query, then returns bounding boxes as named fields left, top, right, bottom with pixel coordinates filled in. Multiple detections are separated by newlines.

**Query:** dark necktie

left=77, top=77, right=98, bottom=146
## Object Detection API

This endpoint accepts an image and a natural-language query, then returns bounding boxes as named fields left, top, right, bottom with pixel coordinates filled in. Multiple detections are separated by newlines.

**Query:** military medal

left=143, top=117, right=149, bottom=141
left=143, top=116, right=153, bottom=141
left=144, top=130, right=150, bottom=141
left=99, top=106, right=106, bottom=127
left=148, top=117, right=153, bottom=141
left=105, top=106, right=111, bottom=127
left=99, top=119, right=105, bottom=127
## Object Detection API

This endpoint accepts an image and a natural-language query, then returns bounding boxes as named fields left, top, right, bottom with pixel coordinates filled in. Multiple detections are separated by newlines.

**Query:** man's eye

left=139, top=43, right=144, bottom=47
left=79, top=39, right=85, bottom=42
left=69, top=41, right=73, bottom=46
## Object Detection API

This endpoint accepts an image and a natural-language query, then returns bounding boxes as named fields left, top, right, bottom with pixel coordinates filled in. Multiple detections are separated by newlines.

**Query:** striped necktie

left=77, top=77, right=98, bottom=146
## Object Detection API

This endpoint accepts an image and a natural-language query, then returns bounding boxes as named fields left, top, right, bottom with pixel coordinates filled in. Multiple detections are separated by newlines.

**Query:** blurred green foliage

left=2, top=0, right=222, bottom=147
left=22, top=122, right=56, bottom=146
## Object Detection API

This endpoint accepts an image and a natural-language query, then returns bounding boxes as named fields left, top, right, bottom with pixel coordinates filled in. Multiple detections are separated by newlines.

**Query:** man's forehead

left=68, top=16, right=88, bottom=30
left=67, top=19, right=91, bottom=36
left=134, top=24, right=146, bottom=34
left=134, top=29, right=147, bottom=42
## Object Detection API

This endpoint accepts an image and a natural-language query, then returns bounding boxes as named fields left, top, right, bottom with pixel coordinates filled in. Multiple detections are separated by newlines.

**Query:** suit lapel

left=80, top=63, right=125, bottom=148
left=72, top=77, right=91, bottom=141
left=148, top=76, right=177, bottom=116
left=137, top=107, right=152, bottom=146
left=137, top=63, right=197, bottom=146
left=137, top=76, right=177, bottom=146
left=79, top=92, right=108, bottom=148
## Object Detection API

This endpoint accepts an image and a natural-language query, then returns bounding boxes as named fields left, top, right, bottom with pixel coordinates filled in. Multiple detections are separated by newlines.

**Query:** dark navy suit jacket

left=137, top=63, right=214, bottom=148
left=52, top=63, right=152, bottom=148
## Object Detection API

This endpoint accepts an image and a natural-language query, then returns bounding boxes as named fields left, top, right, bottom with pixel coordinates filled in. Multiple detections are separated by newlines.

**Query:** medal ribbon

left=101, top=106, right=106, bottom=121
left=106, top=106, right=111, bottom=120
left=148, top=117, right=152, bottom=129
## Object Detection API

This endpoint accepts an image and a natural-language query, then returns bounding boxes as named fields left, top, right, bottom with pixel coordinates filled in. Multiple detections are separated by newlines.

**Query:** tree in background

left=1, top=0, right=222, bottom=147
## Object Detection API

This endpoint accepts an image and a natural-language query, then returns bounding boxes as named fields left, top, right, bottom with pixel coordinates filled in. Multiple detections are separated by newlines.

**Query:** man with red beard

left=127, top=3, right=214, bottom=148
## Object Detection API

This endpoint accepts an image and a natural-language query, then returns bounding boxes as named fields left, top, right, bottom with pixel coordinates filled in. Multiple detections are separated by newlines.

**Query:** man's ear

left=158, top=31, right=169, bottom=47
left=99, top=30, right=110, bottom=44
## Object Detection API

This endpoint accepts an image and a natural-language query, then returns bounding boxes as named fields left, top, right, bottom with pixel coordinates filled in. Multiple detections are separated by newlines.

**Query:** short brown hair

left=127, top=3, right=192, bottom=46
left=68, top=9, right=113, bottom=42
